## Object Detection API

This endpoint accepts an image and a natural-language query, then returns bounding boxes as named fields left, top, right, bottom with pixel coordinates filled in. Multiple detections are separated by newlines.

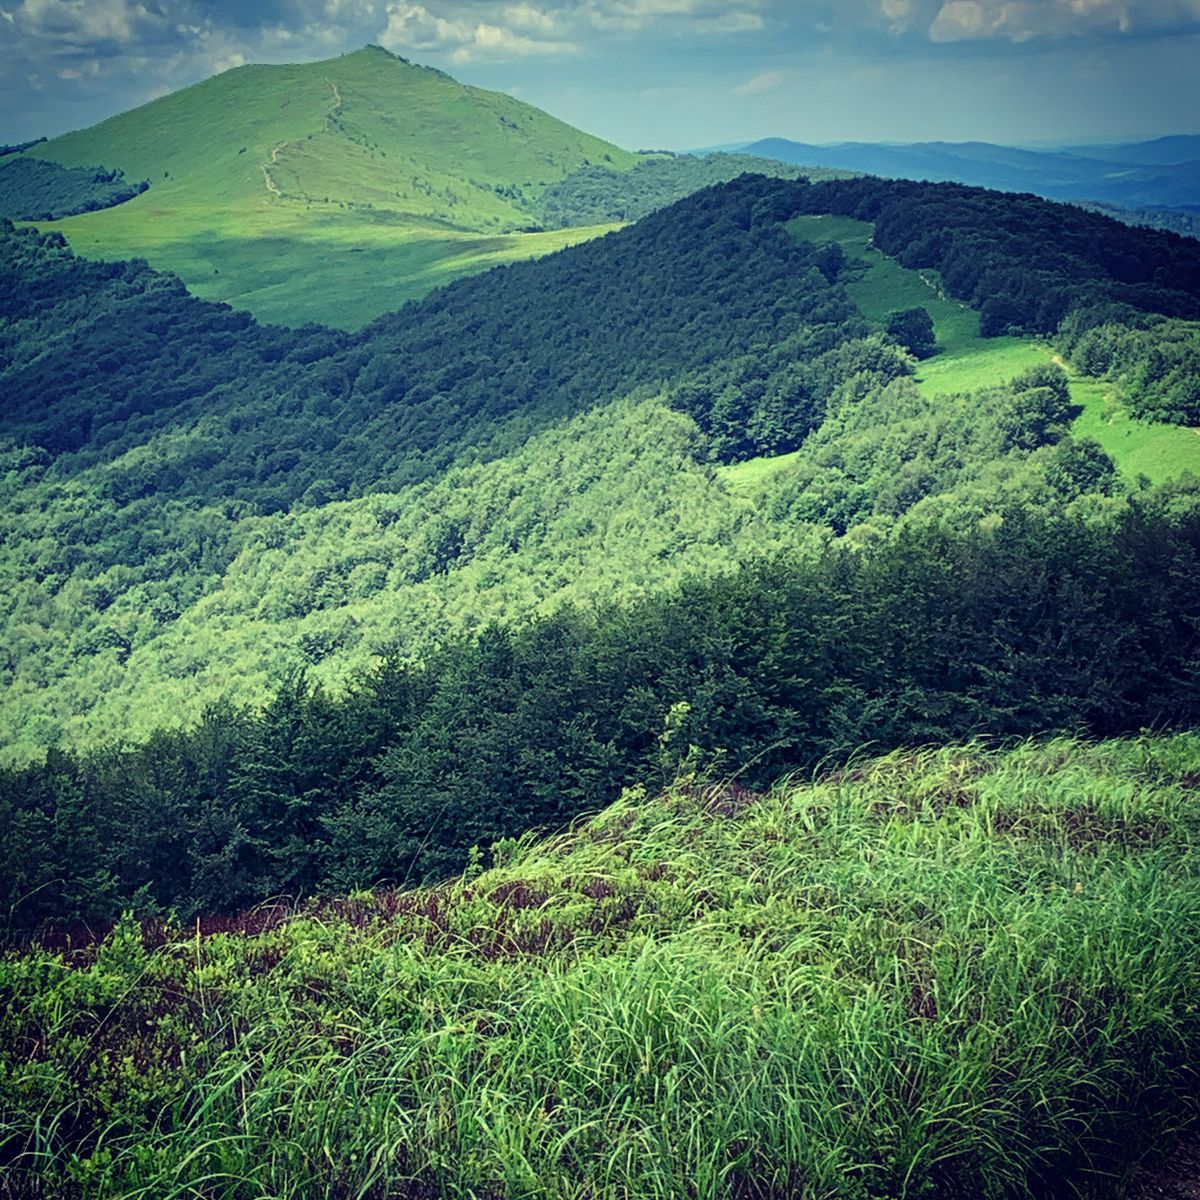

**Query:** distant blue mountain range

left=702, top=135, right=1200, bottom=211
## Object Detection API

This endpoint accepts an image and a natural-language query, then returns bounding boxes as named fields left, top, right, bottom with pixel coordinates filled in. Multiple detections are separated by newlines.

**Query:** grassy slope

left=731, top=213, right=1199, bottom=489
left=4, top=734, right=1200, bottom=1198
left=24, top=46, right=636, bottom=328
left=1070, top=373, right=1200, bottom=485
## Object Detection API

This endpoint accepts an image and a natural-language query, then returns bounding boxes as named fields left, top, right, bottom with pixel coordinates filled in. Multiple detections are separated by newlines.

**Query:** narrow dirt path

left=323, top=78, right=343, bottom=131
left=261, top=79, right=343, bottom=202
left=262, top=141, right=286, bottom=198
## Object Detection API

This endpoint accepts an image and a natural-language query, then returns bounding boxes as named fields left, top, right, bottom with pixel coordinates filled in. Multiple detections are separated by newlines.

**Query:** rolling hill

left=1066, top=134, right=1200, bottom=165
left=13, top=45, right=638, bottom=327
left=2, top=77, right=1200, bottom=1200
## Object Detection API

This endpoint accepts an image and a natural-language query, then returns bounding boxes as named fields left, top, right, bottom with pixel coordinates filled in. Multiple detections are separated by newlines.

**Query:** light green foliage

left=25, top=46, right=638, bottom=328
left=3, top=735, right=1200, bottom=1198
left=740, top=367, right=1099, bottom=535
left=1061, top=312, right=1200, bottom=426
left=0, top=354, right=1134, bottom=761
left=0, top=396, right=790, bottom=758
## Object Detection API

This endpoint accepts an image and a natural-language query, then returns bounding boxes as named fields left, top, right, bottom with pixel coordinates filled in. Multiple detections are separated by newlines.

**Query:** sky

left=2, top=0, right=1199, bottom=149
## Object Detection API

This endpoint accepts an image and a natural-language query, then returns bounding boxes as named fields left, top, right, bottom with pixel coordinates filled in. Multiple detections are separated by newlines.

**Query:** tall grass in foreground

left=2, top=734, right=1200, bottom=1199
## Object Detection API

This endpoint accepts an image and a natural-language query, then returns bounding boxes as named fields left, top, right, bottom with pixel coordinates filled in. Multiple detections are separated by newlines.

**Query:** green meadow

left=773, top=212, right=1199, bottom=487
left=1069, top=372, right=1200, bottom=485
left=50, top=202, right=620, bottom=329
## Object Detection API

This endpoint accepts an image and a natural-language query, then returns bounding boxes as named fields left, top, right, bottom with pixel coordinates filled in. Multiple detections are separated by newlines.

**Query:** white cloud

left=880, top=0, right=916, bottom=32
left=585, top=0, right=769, bottom=33
left=5, top=0, right=1200, bottom=151
left=927, top=0, right=1200, bottom=42
left=379, top=0, right=577, bottom=59
left=374, top=0, right=768, bottom=60
left=732, top=67, right=782, bottom=93
left=56, top=55, right=98, bottom=77
left=6, top=0, right=165, bottom=48
left=504, top=2, right=558, bottom=32
left=693, top=9, right=761, bottom=31
left=455, top=18, right=576, bottom=57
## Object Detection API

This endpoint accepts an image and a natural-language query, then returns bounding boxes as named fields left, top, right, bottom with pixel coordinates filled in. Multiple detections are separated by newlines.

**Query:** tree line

left=3, top=493, right=1197, bottom=937
left=0, top=155, right=149, bottom=221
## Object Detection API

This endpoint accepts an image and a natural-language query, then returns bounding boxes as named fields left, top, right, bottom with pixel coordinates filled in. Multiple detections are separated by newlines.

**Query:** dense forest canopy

left=1, top=169, right=1198, bottom=931
left=3, top=495, right=1197, bottom=934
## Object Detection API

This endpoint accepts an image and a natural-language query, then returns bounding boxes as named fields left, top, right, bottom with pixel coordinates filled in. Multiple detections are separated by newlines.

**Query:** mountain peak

left=361, top=43, right=408, bottom=63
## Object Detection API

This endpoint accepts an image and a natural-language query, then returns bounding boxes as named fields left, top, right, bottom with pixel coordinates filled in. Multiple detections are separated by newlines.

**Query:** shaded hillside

left=539, top=151, right=851, bottom=227
left=1078, top=201, right=1200, bottom=241
left=1066, top=135, right=1200, bottom=165
left=1, top=177, right=863, bottom=495
left=0, top=156, right=147, bottom=220
left=20, top=46, right=638, bottom=327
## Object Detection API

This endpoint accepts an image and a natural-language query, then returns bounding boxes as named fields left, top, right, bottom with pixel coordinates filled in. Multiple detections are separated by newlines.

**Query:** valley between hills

left=1, top=43, right=1199, bottom=1200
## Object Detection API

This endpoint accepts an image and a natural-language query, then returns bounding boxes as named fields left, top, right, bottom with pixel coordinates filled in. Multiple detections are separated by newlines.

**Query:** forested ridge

left=0, top=155, right=149, bottom=221
left=7, top=174, right=1199, bottom=497
left=1, top=170, right=1199, bottom=927
left=1, top=176, right=864, bottom=494
left=3, top=496, right=1197, bottom=934
left=787, top=176, right=1200, bottom=333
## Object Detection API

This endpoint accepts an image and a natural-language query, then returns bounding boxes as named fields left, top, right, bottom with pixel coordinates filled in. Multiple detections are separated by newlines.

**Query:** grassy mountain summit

left=20, top=46, right=637, bottom=327
left=35, top=46, right=633, bottom=221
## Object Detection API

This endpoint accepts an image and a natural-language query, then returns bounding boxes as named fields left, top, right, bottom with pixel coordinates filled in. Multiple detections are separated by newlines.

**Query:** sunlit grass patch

left=3, top=734, right=1199, bottom=1199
